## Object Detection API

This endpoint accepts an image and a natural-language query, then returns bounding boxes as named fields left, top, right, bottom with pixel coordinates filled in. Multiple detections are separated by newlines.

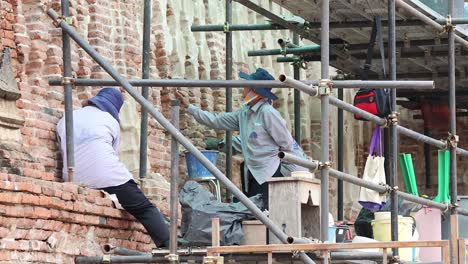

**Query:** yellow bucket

left=371, top=216, right=414, bottom=261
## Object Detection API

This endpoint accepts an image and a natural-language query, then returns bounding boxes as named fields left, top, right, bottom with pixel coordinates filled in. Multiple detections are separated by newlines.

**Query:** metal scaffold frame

left=47, top=0, right=468, bottom=263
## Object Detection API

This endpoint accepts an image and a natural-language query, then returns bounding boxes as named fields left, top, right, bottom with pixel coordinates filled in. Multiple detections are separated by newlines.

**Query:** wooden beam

left=458, top=239, right=466, bottom=264
left=211, top=218, right=220, bottom=257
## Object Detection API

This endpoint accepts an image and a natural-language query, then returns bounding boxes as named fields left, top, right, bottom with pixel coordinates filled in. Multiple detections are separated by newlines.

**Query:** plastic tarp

left=179, top=181, right=263, bottom=246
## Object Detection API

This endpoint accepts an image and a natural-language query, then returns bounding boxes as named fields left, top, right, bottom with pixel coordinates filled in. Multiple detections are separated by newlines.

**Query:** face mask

left=242, top=90, right=261, bottom=105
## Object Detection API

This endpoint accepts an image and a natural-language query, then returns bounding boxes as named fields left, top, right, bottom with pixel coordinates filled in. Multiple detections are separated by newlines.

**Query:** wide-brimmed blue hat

left=239, top=68, right=278, bottom=100
left=89, top=87, right=124, bottom=122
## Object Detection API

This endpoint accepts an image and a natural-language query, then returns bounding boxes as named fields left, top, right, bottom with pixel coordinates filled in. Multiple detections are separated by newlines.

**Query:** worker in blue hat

left=57, top=87, right=170, bottom=248
left=179, top=68, right=309, bottom=209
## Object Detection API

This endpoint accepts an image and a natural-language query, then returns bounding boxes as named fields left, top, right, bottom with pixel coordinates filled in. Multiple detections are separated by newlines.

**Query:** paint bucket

left=372, top=216, right=414, bottom=261
left=184, top=150, right=219, bottom=178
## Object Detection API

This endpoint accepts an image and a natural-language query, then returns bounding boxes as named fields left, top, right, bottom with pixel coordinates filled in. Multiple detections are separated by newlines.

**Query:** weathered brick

left=0, top=192, right=21, bottom=204
left=33, top=207, right=51, bottom=219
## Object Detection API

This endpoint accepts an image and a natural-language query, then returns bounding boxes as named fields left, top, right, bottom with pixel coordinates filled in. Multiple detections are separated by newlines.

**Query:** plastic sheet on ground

left=179, top=181, right=263, bottom=246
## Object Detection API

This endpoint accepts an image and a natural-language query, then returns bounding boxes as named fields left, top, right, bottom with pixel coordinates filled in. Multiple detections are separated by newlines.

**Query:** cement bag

left=179, top=181, right=262, bottom=246
left=359, top=125, right=386, bottom=211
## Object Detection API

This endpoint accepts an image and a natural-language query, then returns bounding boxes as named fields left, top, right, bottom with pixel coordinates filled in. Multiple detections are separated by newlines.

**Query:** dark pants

left=246, top=165, right=283, bottom=210
left=102, top=180, right=170, bottom=247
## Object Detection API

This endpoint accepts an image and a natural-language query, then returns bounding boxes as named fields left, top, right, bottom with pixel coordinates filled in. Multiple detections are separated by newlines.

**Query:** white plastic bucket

left=372, top=216, right=414, bottom=261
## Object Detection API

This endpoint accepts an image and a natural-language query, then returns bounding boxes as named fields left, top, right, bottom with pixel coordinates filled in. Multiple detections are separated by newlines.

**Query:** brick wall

left=0, top=173, right=152, bottom=263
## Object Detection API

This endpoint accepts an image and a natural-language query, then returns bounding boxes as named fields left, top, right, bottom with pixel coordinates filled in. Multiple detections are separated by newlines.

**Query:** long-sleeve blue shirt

left=188, top=99, right=309, bottom=186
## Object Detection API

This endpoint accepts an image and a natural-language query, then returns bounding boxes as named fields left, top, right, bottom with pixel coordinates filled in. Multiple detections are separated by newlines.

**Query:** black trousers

left=246, top=165, right=283, bottom=210
left=102, top=180, right=170, bottom=247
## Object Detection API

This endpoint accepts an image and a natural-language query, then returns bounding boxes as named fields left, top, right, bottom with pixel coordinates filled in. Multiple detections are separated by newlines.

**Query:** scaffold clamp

left=317, top=79, right=332, bottom=96
left=102, top=254, right=111, bottom=263
left=280, top=47, right=287, bottom=56
left=385, top=111, right=399, bottom=127
left=447, top=132, right=459, bottom=148
left=442, top=15, right=455, bottom=33
left=52, top=16, right=64, bottom=27
left=318, top=161, right=332, bottom=169
left=61, top=77, right=75, bottom=85
left=291, top=250, right=301, bottom=258
left=381, top=183, right=392, bottom=194
left=223, top=22, right=230, bottom=33
left=290, top=56, right=307, bottom=70
left=165, top=253, right=179, bottom=262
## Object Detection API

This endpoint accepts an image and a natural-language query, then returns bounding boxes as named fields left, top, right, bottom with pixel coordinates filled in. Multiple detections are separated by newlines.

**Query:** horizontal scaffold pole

left=48, top=78, right=435, bottom=90
left=248, top=45, right=320, bottom=56
left=191, top=20, right=425, bottom=32
left=435, top=17, right=468, bottom=25
left=191, top=23, right=285, bottom=32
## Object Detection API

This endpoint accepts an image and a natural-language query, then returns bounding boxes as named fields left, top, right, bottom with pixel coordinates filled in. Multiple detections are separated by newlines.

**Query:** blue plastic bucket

left=184, top=150, right=219, bottom=179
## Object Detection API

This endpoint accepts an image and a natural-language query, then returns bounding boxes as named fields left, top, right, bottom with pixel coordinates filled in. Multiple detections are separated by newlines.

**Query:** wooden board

left=207, top=240, right=450, bottom=254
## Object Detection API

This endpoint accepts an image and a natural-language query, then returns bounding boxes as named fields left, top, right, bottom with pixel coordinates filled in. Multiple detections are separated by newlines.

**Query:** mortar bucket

left=184, top=150, right=219, bottom=179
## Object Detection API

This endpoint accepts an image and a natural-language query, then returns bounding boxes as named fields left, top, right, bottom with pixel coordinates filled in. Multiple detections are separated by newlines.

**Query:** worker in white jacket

left=57, top=87, right=170, bottom=248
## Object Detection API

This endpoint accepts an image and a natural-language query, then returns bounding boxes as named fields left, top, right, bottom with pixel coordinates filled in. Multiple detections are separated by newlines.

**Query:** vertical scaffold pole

left=139, top=0, right=152, bottom=179
left=388, top=0, right=399, bottom=257
left=337, top=87, right=344, bottom=221
left=320, top=0, right=330, bottom=256
left=448, top=0, right=459, bottom=262
left=293, top=33, right=301, bottom=143
left=169, top=100, right=180, bottom=263
left=225, top=0, right=233, bottom=200
left=61, top=0, right=75, bottom=182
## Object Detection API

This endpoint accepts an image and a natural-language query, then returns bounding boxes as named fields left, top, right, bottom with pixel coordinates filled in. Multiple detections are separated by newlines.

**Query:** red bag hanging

left=353, top=88, right=391, bottom=120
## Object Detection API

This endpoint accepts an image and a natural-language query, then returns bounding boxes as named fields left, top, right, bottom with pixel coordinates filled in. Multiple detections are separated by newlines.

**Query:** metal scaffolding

left=48, top=0, right=468, bottom=263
